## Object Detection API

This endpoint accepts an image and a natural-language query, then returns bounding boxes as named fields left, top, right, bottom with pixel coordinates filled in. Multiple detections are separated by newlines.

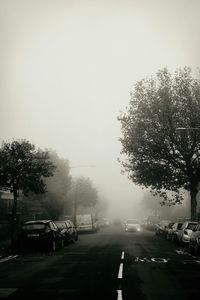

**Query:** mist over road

left=0, top=226, right=199, bottom=300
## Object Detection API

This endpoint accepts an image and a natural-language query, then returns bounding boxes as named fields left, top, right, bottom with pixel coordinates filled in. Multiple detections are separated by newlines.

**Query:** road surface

left=0, top=225, right=199, bottom=300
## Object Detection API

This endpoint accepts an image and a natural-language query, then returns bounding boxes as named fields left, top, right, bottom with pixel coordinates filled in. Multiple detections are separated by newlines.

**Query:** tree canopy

left=0, top=140, right=55, bottom=196
left=118, top=67, right=200, bottom=220
left=0, top=139, right=55, bottom=246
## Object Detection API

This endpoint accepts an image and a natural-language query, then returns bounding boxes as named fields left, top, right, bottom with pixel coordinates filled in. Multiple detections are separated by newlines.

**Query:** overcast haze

left=1, top=0, right=200, bottom=219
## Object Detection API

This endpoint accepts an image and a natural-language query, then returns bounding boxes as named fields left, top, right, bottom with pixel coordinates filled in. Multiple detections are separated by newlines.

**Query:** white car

left=177, top=221, right=198, bottom=244
left=125, top=219, right=141, bottom=232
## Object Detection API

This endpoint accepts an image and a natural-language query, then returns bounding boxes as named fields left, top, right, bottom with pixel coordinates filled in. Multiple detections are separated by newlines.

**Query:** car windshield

left=187, top=223, right=197, bottom=230
left=54, top=222, right=66, bottom=229
left=177, top=223, right=183, bottom=230
left=127, top=219, right=139, bottom=224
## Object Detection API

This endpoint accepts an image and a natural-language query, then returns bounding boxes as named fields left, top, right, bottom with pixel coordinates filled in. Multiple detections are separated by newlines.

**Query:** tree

left=0, top=140, right=55, bottom=247
left=118, top=67, right=200, bottom=220
left=42, top=151, right=72, bottom=220
left=20, top=150, right=72, bottom=221
left=69, top=177, right=98, bottom=225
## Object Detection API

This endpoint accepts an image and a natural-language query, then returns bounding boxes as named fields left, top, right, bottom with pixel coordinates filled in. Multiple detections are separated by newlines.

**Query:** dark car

left=165, top=222, right=175, bottom=239
left=168, top=222, right=183, bottom=242
left=17, top=220, right=64, bottom=253
left=54, top=220, right=78, bottom=244
left=66, top=220, right=78, bottom=242
left=155, top=220, right=171, bottom=236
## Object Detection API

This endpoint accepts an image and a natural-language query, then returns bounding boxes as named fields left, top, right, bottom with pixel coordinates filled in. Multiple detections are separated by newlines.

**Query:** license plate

left=27, top=233, right=39, bottom=237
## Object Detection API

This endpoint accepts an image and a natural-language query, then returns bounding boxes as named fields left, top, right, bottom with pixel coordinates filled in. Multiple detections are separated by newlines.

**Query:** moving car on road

left=125, top=219, right=141, bottom=232
left=17, top=220, right=64, bottom=253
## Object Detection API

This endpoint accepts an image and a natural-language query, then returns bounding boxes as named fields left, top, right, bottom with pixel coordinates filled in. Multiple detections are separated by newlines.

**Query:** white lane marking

left=117, top=289, right=123, bottom=300
left=0, top=255, right=18, bottom=264
left=121, top=251, right=124, bottom=260
left=118, top=263, right=123, bottom=279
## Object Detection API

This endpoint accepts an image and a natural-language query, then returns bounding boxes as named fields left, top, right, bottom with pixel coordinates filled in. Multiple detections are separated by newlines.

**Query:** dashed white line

left=117, top=289, right=123, bottom=300
left=118, top=263, right=123, bottom=279
left=121, top=251, right=125, bottom=260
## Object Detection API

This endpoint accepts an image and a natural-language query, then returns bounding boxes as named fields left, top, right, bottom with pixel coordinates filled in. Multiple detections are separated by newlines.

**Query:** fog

left=1, top=0, right=199, bottom=221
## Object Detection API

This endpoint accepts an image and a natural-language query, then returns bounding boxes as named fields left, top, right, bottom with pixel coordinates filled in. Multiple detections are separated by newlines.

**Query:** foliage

left=118, top=67, right=200, bottom=216
left=42, top=151, right=72, bottom=219
left=70, top=176, right=98, bottom=208
left=21, top=150, right=72, bottom=220
left=0, top=140, right=55, bottom=196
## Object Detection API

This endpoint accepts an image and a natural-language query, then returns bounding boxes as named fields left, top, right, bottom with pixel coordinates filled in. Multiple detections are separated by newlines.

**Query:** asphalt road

left=0, top=226, right=200, bottom=300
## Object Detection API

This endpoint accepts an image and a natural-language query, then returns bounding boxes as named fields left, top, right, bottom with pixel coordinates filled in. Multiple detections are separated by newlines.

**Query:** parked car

left=168, top=222, right=183, bottom=242
left=189, top=222, right=200, bottom=255
left=54, top=220, right=78, bottom=244
left=66, top=220, right=78, bottom=242
left=177, top=221, right=198, bottom=245
left=17, top=220, right=64, bottom=253
left=155, top=220, right=171, bottom=236
left=165, top=222, right=175, bottom=239
left=76, top=214, right=98, bottom=233
left=124, top=219, right=141, bottom=232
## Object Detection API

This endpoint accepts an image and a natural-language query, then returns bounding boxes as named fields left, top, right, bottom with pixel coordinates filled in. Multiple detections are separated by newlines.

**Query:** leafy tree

left=118, top=67, right=200, bottom=220
left=69, top=177, right=98, bottom=225
left=42, top=151, right=72, bottom=220
left=0, top=140, right=55, bottom=246
left=20, top=150, right=72, bottom=220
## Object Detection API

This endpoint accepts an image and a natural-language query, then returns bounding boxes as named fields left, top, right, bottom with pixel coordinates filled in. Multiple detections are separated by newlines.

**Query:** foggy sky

left=1, top=0, right=200, bottom=219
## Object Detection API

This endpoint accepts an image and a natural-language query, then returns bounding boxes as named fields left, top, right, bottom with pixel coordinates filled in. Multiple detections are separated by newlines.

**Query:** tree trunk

left=11, top=189, right=18, bottom=250
left=190, top=185, right=198, bottom=221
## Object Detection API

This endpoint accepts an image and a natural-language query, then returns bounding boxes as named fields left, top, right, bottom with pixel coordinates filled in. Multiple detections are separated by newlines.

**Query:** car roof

left=23, top=220, right=51, bottom=225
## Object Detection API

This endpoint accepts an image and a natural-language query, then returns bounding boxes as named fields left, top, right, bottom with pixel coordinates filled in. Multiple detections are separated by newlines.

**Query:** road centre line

left=118, top=263, right=123, bottom=279
left=121, top=251, right=125, bottom=260
left=117, top=289, right=123, bottom=300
